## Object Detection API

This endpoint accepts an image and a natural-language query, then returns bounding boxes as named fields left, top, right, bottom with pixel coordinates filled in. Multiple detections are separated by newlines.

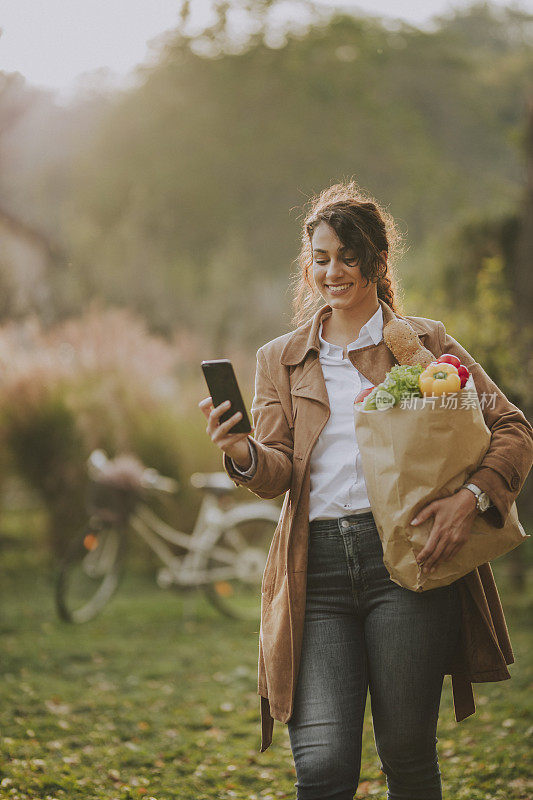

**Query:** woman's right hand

left=198, top=397, right=253, bottom=470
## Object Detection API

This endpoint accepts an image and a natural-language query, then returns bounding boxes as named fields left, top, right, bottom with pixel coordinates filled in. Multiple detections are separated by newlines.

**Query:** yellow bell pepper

left=419, top=362, right=461, bottom=396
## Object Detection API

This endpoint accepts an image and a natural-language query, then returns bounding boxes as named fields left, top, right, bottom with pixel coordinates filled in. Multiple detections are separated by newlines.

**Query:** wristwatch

left=460, top=482, right=491, bottom=513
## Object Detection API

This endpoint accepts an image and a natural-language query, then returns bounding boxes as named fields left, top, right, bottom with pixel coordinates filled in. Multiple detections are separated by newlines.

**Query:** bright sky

left=1, top=0, right=531, bottom=104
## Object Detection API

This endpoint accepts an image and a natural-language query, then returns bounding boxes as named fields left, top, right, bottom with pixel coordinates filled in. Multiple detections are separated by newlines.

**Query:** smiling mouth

left=326, top=283, right=353, bottom=292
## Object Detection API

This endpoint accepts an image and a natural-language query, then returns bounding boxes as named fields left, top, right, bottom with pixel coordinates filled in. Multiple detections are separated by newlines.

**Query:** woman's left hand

left=411, top=490, right=478, bottom=573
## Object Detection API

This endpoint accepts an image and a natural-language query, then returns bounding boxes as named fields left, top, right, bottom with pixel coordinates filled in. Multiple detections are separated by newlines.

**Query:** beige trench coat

left=223, top=298, right=533, bottom=752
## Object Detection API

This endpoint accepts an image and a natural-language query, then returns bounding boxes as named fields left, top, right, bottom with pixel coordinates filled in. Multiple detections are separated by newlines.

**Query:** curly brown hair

left=291, top=180, right=406, bottom=326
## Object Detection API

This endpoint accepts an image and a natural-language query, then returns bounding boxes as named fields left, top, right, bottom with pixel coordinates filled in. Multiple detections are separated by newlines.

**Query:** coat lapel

left=289, top=354, right=329, bottom=408
left=347, top=340, right=398, bottom=387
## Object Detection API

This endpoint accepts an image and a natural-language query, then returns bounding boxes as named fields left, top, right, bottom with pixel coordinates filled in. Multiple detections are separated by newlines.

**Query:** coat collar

left=280, top=297, right=412, bottom=366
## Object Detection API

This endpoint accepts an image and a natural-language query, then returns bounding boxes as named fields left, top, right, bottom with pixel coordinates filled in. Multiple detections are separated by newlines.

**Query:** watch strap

left=461, top=482, right=491, bottom=511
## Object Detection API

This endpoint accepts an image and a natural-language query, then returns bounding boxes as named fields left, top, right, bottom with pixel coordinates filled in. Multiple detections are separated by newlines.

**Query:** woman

left=199, top=181, right=533, bottom=800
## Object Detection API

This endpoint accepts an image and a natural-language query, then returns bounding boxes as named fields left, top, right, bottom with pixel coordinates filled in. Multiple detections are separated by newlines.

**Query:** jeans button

left=340, top=520, right=350, bottom=529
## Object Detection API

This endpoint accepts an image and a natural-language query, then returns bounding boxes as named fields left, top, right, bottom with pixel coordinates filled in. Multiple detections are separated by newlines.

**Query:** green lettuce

left=362, top=363, right=424, bottom=410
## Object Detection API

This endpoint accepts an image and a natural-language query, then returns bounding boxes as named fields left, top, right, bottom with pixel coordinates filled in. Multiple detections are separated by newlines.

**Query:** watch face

left=478, top=493, right=490, bottom=512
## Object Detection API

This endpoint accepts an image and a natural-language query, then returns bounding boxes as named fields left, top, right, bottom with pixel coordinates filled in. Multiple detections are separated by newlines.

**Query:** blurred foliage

left=0, top=1, right=531, bottom=348
left=436, top=251, right=529, bottom=404
left=0, top=306, right=232, bottom=560
left=432, top=206, right=533, bottom=538
left=0, top=385, right=86, bottom=559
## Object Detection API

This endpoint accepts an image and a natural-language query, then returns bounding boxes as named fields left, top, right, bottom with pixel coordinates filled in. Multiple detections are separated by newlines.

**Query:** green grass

left=0, top=509, right=531, bottom=800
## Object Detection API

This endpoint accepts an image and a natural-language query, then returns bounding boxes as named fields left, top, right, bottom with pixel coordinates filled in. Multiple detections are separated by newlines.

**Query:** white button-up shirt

left=308, top=304, right=382, bottom=520
left=232, top=305, right=383, bottom=520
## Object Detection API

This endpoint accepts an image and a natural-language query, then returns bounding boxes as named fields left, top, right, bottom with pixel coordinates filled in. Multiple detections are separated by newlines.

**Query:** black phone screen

left=201, top=359, right=252, bottom=434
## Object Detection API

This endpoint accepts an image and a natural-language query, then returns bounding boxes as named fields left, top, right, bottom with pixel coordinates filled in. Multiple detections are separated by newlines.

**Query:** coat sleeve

left=223, top=346, right=294, bottom=500
left=437, top=321, right=533, bottom=528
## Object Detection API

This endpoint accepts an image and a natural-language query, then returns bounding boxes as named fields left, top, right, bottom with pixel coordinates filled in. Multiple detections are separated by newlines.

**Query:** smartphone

left=201, top=359, right=252, bottom=434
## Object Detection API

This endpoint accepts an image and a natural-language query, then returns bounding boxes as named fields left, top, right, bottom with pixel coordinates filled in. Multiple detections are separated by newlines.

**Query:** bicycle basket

left=86, top=479, right=140, bottom=521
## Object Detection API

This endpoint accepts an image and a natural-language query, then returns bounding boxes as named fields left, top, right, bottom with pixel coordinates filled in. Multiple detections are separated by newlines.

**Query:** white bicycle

left=55, top=450, right=280, bottom=624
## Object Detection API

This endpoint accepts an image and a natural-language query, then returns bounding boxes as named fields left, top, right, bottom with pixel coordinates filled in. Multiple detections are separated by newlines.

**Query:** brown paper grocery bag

left=354, top=376, right=528, bottom=592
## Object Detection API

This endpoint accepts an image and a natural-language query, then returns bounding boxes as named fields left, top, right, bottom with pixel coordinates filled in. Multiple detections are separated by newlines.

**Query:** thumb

left=411, top=501, right=438, bottom=526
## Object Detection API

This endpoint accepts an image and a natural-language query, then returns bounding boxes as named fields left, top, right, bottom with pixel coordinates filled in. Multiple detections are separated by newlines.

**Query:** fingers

left=418, top=531, right=467, bottom=573
left=411, top=499, right=439, bottom=526
left=416, top=517, right=440, bottom=562
left=420, top=536, right=449, bottom=572
left=414, top=496, right=473, bottom=575
left=413, top=500, right=452, bottom=571
left=198, top=398, right=232, bottom=429
left=200, top=399, right=249, bottom=451
left=206, top=400, right=233, bottom=434
left=198, top=396, right=213, bottom=418
left=212, top=410, right=243, bottom=441
left=417, top=529, right=443, bottom=571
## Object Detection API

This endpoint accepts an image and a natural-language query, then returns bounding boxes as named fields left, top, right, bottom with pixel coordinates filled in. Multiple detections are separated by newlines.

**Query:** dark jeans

left=287, top=511, right=461, bottom=800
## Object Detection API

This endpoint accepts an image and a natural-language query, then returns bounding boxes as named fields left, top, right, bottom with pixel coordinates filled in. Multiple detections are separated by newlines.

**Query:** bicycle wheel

left=55, top=520, right=128, bottom=623
left=203, top=515, right=278, bottom=621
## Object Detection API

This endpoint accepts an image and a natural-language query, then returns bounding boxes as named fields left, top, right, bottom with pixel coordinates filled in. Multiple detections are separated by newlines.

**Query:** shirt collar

left=318, top=304, right=383, bottom=358
left=360, top=304, right=384, bottom=345
left=280, top=297, right=402, bottom=366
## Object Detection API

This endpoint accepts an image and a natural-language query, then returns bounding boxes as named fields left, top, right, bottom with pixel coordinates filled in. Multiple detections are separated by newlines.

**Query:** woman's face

left=311, top=221, right=380, bottom=312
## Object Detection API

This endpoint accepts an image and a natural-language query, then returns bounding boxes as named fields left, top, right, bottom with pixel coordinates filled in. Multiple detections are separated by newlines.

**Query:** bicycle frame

left=128, top=492, right=280, bottom=587
left=56, top=451, right=283, bottom=623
